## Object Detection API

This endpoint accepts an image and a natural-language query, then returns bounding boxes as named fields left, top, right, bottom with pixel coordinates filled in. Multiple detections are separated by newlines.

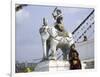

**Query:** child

left=69, top=44, right=82, bottom=70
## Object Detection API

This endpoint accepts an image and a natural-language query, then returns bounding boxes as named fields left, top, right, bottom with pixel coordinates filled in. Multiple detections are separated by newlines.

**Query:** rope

left=72, top=9, right=94, bottom=35
left=75, top=22, right=94, bottom=42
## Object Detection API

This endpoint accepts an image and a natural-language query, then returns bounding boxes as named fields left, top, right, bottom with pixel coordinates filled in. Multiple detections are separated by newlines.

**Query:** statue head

left=56, top=9, right=62, bottom=15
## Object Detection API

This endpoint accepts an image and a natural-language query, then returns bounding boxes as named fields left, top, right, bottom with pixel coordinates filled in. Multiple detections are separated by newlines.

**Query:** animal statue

left=39, top=18, right=75, bottom=61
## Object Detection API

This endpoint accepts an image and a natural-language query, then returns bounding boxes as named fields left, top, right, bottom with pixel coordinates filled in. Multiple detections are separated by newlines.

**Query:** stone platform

left=35, top=60, right=87, bottom=72
left=34, top=60, right=88, bottom=71
left=35, top=60, right=70, bottom=71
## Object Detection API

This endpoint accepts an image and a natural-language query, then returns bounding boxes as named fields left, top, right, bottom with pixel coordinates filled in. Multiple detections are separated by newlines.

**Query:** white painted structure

left=34, top=60, right=87, bottom=71
left=35, top=60, right=70, bottom=71
left=75, top=39, right=94, bottom=60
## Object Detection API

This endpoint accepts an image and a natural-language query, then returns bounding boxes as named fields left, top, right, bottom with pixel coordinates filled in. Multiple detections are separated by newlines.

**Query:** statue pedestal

left=35, top=60, right=70, bottom=71
left=34, top=60, right=87, bottom=71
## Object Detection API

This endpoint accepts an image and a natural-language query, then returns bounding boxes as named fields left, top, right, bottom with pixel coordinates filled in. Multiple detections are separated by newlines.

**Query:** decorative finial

left=43, top=17, right=47, bottom=26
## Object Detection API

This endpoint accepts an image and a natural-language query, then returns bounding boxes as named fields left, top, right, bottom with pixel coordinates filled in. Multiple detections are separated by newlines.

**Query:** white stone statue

left=39, top=18, right=75, bottom=61
left=37, top=8, right=85, bottom=70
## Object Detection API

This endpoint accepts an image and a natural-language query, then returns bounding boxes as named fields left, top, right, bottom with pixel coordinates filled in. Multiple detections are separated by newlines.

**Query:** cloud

left=16, top=8, right=30, bottom=24
left=63, top=8, right=81, bottom=15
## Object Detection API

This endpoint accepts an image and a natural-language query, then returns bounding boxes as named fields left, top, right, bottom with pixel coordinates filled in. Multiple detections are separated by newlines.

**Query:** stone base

left=34, top=60, right=87, bottom=71
left=35, top=60, right=70, bottom=71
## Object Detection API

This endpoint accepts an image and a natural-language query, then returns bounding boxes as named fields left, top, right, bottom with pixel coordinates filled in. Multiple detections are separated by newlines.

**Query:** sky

left=15, top=5, right=94, bottom=63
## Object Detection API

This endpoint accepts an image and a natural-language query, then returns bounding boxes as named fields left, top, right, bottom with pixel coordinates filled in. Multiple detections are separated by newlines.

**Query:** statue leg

left=46, top=39, right=50, bottom=59
left=61, top=48, right=67, bottom=61
left=42, top=39, right=47, bottom=60
left=50, top=39, right=58, bottom=60
left=61, top=47, right=70, bottom=61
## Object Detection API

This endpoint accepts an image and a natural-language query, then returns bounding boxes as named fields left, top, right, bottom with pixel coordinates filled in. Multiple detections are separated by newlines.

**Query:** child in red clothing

left=69, top=44, right=82, bottom=70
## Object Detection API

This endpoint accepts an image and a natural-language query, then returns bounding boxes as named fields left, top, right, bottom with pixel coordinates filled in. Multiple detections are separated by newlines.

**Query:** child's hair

left=71, top=44, right=75, bottom=49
